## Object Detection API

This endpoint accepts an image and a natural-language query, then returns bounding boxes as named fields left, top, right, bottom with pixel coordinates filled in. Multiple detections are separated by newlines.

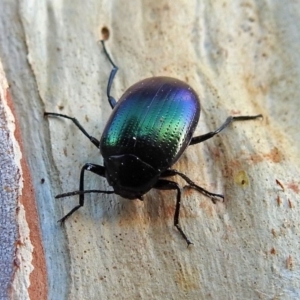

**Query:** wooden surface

left=1, top=1, right=300, bottom=299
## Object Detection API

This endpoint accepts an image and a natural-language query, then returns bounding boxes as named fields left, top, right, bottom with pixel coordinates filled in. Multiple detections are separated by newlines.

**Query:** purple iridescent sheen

left=100, top=77, right=200, bottom=171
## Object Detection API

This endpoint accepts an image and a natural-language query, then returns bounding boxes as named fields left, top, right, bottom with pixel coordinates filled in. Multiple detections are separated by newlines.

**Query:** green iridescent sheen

left=100, top=77, right=200, bottom=171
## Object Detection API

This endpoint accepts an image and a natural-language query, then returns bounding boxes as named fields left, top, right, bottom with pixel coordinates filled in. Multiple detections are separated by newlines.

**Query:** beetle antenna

left=55, top=190, right=114, bottom=199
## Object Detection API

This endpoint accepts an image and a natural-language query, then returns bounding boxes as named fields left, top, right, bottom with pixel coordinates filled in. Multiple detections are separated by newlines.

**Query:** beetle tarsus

left=163, top=169, right=225, bottom=203
left=100, top=40, right=119, bottom=109
left=56, top=163, right=113, bottom=223
left=58, top=204, right=83, bottom=224
left=44, top=112, right=100, bottom=148
left=189, top=114, right=263, bottom=145
left=175, top=223, right=193, bottom=246
left=202, top=190, right=224, bottom=204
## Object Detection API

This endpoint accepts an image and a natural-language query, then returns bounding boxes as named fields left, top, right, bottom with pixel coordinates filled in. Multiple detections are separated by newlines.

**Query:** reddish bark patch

left=287, top=182, right=299, bottom=194
left=6, top=89, right=48, bottom=299
left=264, top=147, right=283, bottom=163
left=248, top=147, right=283, bottom=164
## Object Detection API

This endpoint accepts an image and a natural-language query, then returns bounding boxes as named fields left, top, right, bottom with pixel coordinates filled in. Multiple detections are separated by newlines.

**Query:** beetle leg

left=57, top=163, right=113, bottom=223
left=154, top=179, right=193, bottom=246
left=100, top=40, right=118, bottom=109
left=44, top=112, right=101, bottom=148
left=160, top=169, right=224, bottom=203
left=189, top=114, right=262, bottom=145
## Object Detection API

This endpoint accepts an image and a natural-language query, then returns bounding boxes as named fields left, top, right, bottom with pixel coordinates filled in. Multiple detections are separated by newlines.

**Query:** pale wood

left=1, top=1, right=300, bottom=299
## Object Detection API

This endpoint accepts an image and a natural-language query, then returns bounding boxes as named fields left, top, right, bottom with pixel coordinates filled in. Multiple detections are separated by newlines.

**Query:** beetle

left=45, top=40, right=262, bottom=245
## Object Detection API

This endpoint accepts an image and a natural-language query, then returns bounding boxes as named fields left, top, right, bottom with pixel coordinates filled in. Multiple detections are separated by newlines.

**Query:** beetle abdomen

left=100, top=77, right=200, bottom=171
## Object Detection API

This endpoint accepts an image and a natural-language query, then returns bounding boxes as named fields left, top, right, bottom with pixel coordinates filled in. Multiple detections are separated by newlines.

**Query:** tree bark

left=0, top=1, right=299, bottom=299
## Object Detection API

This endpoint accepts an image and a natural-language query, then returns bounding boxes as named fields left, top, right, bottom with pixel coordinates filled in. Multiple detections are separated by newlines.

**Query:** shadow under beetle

left=45, top=40, right=262, bottom=245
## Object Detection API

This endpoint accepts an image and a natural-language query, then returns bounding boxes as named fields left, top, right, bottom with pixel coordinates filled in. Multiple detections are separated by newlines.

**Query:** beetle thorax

left=104, top=154, right=161, bottom=199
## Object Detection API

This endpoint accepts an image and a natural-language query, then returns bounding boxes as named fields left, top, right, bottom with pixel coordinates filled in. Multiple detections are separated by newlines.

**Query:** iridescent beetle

left=45, top=41, right=262, bottom=245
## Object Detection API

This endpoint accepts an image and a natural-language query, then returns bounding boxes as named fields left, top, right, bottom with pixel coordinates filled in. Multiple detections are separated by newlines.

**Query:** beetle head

left=104, top=154, right=161, bottom=199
